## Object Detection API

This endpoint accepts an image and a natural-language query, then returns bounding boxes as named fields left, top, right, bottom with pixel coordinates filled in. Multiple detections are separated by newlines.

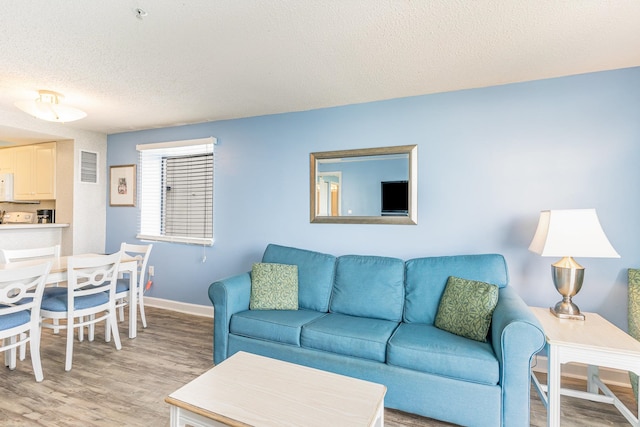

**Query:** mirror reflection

left=310, top=145, right=417, bottom=225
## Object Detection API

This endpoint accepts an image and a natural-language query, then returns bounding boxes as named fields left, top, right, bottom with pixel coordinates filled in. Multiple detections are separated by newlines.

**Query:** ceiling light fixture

left=14, top=90, right=87, bottom=123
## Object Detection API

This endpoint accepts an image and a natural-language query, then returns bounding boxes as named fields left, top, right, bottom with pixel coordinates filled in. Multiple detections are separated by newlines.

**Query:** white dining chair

left=115, top=242, right=152, bottom=329
left=0, top=261, right=52, bottom=382
left=40, top=252, right=122, bottom=372
left=0, top=245, right=63, bottom=358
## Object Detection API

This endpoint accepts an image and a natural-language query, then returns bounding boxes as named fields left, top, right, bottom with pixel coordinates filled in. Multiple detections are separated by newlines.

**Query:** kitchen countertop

left=0, top=223, right=69, bottom=230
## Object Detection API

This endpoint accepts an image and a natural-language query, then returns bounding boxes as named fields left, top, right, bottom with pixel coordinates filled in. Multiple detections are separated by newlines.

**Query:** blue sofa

left=208, top=244, right=545, bottom=427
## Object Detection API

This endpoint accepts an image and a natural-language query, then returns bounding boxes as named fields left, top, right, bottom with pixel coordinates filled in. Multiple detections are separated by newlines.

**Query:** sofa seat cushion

left=387, top=323, right=499, bottom=385
left=230, top=309, right=326, bottom=346
left=301, top=313, right=399, bottom=362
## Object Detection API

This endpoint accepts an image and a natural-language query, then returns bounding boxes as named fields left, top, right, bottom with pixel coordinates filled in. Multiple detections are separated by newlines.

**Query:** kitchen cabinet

left=13, top=142, right=56, bottom=200
left=0, top=147, right=14, bottom=173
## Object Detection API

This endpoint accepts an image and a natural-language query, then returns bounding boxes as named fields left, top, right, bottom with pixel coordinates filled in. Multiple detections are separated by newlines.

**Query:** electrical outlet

left=148, top=266, right=154, bottom=276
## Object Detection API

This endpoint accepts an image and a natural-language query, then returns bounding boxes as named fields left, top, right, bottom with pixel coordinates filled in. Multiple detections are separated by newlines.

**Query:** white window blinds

left=136, top=137, right=215, bottom=245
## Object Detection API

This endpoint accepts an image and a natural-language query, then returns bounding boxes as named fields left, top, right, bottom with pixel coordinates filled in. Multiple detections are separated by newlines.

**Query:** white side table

left=530, top=307, right=640, bottom=426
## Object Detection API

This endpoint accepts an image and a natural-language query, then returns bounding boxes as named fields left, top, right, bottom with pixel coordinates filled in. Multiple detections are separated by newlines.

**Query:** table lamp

left=528, top=209, right=619, bottom=320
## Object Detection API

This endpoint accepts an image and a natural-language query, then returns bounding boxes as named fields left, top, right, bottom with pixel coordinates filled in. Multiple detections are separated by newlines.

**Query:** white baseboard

left=144, top=296, right=213, bottom=318
left=532, top=355, right=632, bottom=388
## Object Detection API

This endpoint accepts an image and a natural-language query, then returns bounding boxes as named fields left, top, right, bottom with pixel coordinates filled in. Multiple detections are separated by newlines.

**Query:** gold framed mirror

left=310, top=145, right=417, bottom=224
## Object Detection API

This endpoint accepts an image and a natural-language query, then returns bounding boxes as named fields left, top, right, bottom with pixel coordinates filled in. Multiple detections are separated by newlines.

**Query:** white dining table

left=0, top=253, right=139, bottom=339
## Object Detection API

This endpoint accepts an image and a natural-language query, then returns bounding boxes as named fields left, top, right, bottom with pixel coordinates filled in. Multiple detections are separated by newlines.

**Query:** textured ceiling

left=1, top=1, right=639, bottom=139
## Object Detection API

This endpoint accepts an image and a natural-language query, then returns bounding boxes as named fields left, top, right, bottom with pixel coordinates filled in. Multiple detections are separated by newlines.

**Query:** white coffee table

left=530, top=307, right=640, bottom=427
left=165, top=351, right=387, bottom=427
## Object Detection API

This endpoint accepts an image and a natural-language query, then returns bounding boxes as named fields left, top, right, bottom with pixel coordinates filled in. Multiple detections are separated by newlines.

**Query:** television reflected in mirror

left=381, top=180, right=408, bottom=216
left=310, top=145, right=417, bottom=225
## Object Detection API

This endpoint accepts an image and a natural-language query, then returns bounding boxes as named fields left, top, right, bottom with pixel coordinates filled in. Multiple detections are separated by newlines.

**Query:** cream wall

left=55, top=139, right=74, bottom=255
left=0, top=110, right=107, bottom=254
left=72, top=135, right=107, bottom=254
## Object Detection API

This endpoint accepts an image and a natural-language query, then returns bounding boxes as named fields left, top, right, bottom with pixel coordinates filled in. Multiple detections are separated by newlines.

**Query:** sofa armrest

left=208, top=272, right=251, bottom=364
left=490, top=286, right=545, bottom=427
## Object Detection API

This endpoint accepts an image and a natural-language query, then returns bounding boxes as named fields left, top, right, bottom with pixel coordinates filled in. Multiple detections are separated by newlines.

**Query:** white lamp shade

left=528, top=209, right=620, bottom=258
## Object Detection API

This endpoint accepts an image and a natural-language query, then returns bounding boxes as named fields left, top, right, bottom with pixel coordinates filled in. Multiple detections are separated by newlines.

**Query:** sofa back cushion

left=262, top=244, right=336, bottom=312
left=330, top=255, right=405, bottom=322
left=404, top=254, right=508, bottom=324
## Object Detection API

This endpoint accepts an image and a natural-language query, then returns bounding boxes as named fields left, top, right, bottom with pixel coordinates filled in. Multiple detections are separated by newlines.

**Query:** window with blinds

left=136, top=137, right=215, bottom=245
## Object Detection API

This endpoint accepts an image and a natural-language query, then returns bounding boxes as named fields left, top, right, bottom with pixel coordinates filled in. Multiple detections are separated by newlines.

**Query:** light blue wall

left=106, top=67, right=640, bottom=330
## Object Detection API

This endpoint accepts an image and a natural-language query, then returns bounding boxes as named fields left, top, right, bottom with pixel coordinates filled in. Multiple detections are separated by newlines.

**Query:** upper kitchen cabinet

left=13, top=142, right=56, bottom=200
left=0, top=147, right=14, bottom=173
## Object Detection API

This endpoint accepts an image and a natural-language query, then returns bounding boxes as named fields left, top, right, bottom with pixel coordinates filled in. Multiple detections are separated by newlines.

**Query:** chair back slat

left=0, top=245, right=61, bottom=263
left=67, top=253, right=121, bottom=299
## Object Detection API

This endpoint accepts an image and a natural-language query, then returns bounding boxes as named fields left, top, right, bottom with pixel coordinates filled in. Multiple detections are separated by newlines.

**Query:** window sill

left=136, top=234, right=213, bottom=246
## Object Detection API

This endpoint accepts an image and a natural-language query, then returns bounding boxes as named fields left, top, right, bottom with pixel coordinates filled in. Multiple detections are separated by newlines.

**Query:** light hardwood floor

left=1, top=307, right=637, bottom=426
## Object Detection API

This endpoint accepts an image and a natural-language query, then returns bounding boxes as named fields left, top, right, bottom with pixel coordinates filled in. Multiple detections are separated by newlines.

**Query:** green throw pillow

left=250, top=263, right=299, bottom=310
left=434, top=276, right=499, bottom=342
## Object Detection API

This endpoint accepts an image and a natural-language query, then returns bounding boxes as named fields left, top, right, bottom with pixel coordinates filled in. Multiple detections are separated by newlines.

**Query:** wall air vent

left=80, top=150, right=98, bottom=183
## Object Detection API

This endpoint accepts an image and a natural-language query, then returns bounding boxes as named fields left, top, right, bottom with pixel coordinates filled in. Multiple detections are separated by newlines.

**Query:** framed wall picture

left=110, top=164, right=136, bottom=206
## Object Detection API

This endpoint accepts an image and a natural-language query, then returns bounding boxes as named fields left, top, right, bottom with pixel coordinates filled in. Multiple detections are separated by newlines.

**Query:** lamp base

left=550, top=258, right=586, bottom=321
left=549, top=302, right=585, bottom=321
